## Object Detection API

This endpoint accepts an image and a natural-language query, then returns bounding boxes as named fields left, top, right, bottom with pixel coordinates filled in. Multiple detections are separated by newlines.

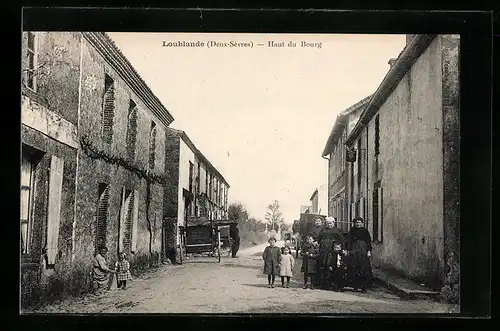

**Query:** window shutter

left=102, top=83, right=115, bottom=144
left=372, top=188, right=379, bottom=241
left=149, top=124, right=157, bottom=170
left=123, top=191, right=134, bottom=254
left=360, top=197, right=365, bottom=221
left=378, top=187, right=383, bottom=242
left=351, top=203, right=355, bottom=227
left=126, top=107, right=138, bottom=161
left=118, top=187, right=126, bottom=253
left=96, top=185, right=110, bottom=250
left=46, top=156, right=64, bottom=265
left=131, top=190, right=139, bottom=252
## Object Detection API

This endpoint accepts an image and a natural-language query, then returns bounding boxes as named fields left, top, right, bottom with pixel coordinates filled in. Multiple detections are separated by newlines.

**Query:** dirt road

left=30, top=242, right=457, bottom=314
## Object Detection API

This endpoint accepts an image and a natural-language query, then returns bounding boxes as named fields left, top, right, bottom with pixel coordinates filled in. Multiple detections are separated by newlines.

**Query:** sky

left=107, top=33, right=406, bottom=224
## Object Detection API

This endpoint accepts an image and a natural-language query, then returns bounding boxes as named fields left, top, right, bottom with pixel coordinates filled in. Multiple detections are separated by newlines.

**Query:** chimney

left=388, top=58, right=397, bottom=68
left=406, top=34, right=416, bottom=45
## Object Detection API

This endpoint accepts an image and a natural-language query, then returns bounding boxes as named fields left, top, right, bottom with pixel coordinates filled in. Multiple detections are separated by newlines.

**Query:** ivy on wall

left=80, top=134, right=165, bottom=265
left=80, top=134, right=167, bottom=185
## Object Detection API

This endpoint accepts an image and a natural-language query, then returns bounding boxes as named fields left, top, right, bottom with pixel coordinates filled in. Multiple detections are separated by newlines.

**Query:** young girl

left=262, top=237, right=281, bottom=288
left=300, top=234, right=320, bottom=289
left=115, top=252, right=132, bottom=290
left=279, top=246, right=295, bottom=288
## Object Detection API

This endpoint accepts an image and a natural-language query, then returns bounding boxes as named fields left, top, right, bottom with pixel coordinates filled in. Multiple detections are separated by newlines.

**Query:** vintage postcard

left=20, top=28, right=461, bottom=314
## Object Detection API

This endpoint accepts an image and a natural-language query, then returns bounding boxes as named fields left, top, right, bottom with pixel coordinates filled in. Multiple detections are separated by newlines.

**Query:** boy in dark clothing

left=326, top=241, right=348, bottom=291
left=300, top=234, right=320, bottom=289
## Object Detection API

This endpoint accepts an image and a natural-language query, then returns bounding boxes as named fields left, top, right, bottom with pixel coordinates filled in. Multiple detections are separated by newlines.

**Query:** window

left=196, top=162, right=201, bottom=194
left=375, top=114, right=380, bottom=156
left=341, top=132, right=345, bottom=171
left=126, top=100, right=138, bottom=161
left=205, top=169, right=209, bottom=195
left=149, top=122, right=157, bottom=170
left=208, top=174, right=212, bottom=200
left=96, top=183, right=110, bottom=251
left=20, top=151, right=35, bottom=255
left=102, top=75, right=115, bottom=144
left=357, top=139, right=362, bottom=193
left=26, top=32, right=37, bottom=90
left=188, top=162, right=194, bottom=216
left=189, top=162, right=194, bottom=193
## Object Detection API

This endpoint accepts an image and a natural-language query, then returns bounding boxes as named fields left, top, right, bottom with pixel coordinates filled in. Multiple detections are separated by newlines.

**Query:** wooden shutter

left=102, top=80, right=115, bottom=144
left=123, top=191, right=134, bottom=254
left=378, top=187, right=383, bottom=242
left=118, top=187, right=126, bottom=253
left=131, top=190, right=139, bottom=252
left=20, top=153, right=33, bottom=254
left=126, top=106, right=138, bottom=161
left=96, top=184, right=110, bottom=250
left=46, top=156, right=64, bottom=265
left=372, top=188, right=379, bottom=241
left=149, top=124, right=157, bottom=170
left=360, top=197, right=365, bottom=222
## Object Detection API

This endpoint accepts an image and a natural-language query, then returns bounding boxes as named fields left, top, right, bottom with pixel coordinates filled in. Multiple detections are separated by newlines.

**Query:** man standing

left=230, top=222, right=240, bottom=258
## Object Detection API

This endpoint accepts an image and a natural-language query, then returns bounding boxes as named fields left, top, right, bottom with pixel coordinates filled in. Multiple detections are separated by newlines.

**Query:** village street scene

left=20, top=31, right=460, bottom=314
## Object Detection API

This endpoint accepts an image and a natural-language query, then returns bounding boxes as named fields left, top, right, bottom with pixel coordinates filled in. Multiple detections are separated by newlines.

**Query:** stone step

left=372, top=268, right=440, bottom=301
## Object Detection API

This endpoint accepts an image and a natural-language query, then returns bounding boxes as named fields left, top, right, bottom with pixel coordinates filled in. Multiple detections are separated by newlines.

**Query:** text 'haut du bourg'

left=162, top=40, right=323, bottom=49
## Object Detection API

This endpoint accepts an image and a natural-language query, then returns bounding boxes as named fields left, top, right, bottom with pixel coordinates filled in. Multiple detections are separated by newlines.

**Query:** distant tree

left=265, top=200, right=284, bottom=232
left=228, top=202, right=248, bottom=224
left=247, top=217, right=266, bottom=232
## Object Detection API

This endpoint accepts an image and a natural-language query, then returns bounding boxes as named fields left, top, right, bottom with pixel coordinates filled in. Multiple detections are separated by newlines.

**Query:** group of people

left=262, top=216, right=373, bottom=293
left=92, top=246, right=133, bottom=295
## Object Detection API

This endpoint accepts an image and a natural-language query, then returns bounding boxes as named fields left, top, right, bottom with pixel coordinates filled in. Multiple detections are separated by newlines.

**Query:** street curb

left=373, top=275, right=440, bottom=301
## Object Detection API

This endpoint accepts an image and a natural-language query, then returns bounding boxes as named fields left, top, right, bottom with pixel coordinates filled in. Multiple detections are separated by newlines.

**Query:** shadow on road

left=181, top=260, right=221, bottom=264
left=221, top=264, right=262, bottom=270
left=241, top=283, right=272, bottom=288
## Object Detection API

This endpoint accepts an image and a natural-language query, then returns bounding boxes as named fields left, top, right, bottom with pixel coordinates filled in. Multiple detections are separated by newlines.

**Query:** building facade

left=21, top=32, right=175, bottom=308
left=309, top=184, right=328, bottom=215
left=163, top=128, right=229, bottom=261
left=299, top=205, right=311, bottom=214
left=321, top=96, right=371, bottom=232
left=344, top=34, right=460, bottom=288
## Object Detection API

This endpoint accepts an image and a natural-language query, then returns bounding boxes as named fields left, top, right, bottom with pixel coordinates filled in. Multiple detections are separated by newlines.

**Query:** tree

left=265, top=200, right=284, bottom=232
left=228, top=202, right=248, bottom=224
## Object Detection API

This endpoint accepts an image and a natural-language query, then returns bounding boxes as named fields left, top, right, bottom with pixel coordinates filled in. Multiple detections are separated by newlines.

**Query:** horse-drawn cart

left=179, top=218, right=237, bottom=264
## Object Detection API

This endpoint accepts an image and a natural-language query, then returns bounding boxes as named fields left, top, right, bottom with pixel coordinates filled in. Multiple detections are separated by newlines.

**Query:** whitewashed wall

left=177, top=139, right=195, bottom=243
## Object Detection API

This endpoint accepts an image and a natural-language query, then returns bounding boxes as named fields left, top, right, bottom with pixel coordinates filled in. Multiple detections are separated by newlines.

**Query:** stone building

left=299, top=205, right=311, bottom=214
left=343, top=34, right=460, bottom=289
left=309, top=184, right=328, bottom=215
left=20, top=31, right=175, bottom=307
left=321, top=95, right=371, bottom=232
left=163, top=128, right=229, bottom=261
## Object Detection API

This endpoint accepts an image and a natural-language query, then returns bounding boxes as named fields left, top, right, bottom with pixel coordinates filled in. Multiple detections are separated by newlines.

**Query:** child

left=279, top=246, right=295, bottom=288
left=326, top=241, right=348, bottom=292
left=300, top=234, right=320, bottom=289
left=115, top=252, right=132, bottom=290
left=262, top=236, right=281, bottom=288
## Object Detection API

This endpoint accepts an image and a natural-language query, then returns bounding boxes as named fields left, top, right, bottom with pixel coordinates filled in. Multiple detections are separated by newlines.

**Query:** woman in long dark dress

left=317, top=217, right=345, bottom=289
left=346, top=217, right=373, bottom=293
